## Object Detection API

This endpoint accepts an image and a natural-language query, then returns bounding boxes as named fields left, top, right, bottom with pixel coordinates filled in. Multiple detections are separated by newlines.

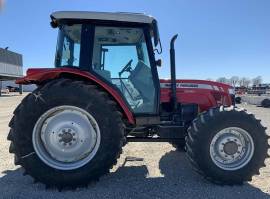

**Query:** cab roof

left=51, top=11, right=156, bottom=24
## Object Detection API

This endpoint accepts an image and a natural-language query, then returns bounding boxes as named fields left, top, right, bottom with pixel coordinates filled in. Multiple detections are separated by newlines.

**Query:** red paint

left=160, top=79, right=233, bottom=112
left=16, top=68, right=135, bottom=124
left=16, top=68, right=234, bottom=124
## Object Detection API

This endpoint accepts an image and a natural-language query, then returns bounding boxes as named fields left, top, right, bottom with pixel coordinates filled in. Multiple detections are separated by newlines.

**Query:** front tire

left=8, top=78, right=125, bottom=188
left=186, top=106, right=269, bottom=185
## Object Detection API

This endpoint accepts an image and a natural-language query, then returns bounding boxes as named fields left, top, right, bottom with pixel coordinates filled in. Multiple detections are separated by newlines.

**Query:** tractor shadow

left=0, top=150, right=270, bottom=199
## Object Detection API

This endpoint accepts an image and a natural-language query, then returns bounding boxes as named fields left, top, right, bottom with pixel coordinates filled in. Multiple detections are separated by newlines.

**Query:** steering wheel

left=119, top=59, right=133, bottom=77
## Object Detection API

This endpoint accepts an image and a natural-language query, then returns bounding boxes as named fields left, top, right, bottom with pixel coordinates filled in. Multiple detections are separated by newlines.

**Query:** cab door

left=91, top=25, right=160, bottom=116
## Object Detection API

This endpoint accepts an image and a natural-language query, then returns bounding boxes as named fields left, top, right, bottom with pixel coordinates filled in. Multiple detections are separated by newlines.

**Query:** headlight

left=228, top=88, right=235, bottom=95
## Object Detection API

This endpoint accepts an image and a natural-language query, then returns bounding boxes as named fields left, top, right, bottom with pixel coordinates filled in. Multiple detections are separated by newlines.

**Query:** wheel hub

left=217, top=135, right=243, bottom=162
left=58, top=128, right=76, bottom=145
left=32, top=106, right=101, bottom=170
left=223, top=141, right=238, bottom=155
left=210, top=127, right=254, bottom=170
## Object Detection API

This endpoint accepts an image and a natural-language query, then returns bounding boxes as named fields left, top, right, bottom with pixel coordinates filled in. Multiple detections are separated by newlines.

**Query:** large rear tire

left=8, top=78, right=126, bottom=189
left=186, top=106, right=269, bottom=185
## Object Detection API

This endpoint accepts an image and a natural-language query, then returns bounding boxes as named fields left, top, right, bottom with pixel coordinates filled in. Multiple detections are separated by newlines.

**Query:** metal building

left=0, top=48, right=23, bottom=96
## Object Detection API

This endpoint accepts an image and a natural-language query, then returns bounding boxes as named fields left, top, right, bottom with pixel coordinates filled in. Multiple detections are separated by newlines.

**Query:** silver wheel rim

left=32, top=105, right=101, bottom=170
left=210, top=127, right=254, bottom=171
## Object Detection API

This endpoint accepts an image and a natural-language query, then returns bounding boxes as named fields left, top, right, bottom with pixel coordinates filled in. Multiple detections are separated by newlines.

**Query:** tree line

left=207, top=76, right=263, bottom=88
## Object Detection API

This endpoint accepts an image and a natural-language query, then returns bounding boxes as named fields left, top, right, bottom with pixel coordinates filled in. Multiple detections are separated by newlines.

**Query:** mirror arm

left=154, top=39, right=163, bottom=55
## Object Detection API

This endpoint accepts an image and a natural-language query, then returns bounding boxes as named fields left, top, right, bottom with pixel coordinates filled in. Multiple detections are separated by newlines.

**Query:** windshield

left=55, top=24, right=82, bottom=68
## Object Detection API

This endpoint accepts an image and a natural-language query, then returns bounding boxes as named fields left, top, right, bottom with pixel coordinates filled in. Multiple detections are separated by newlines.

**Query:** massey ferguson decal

left=160, top=82, right=214, bottom=90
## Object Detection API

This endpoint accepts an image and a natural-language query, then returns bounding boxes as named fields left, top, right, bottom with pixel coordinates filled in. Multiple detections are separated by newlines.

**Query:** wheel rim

left=32, top=106, right=101, bottom=170
left=210, top=127, right=254, bottom=171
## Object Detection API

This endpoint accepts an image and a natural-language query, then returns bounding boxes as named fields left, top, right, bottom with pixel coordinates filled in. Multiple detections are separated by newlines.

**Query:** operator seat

left=128, top=60, right=155, bottom=112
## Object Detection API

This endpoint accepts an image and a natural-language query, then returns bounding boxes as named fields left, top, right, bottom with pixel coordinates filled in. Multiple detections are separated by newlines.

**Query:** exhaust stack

left=170, top=34, right=178, bottom=111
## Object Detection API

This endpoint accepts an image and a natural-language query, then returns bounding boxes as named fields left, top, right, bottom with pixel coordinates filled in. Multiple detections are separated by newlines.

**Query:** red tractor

left=8, top=11, right=268, bottom=189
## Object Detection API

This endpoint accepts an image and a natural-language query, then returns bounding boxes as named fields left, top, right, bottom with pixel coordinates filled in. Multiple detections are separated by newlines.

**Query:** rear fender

left=16, top=68, right=135, bottom=124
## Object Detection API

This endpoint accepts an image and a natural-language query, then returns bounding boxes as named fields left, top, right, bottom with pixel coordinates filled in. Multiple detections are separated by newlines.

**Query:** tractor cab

left=51, top=11, right=160, bottom=115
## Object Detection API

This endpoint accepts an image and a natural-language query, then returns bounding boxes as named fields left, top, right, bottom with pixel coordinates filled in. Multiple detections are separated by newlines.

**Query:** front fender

left=16, top=68, right=135, bottom=124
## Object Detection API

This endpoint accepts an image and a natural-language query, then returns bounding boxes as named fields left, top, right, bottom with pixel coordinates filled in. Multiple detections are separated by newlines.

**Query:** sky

left=0, top=0, right=269, bottom=82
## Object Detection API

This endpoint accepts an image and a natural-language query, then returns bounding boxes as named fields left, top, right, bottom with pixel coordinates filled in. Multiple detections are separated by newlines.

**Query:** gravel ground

left=0, top=94, right=270, bottom=199
left=241, top=95, right=270, bottom=106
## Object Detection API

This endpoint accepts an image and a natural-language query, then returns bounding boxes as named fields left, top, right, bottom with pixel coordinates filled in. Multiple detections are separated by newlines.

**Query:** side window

left=60, top=38, right=81, bottom=67
left=55, top=24, right=82, bottom=68
left=102, top=46, right=138, bottom=78
left=92, top=26, right=157, bottom=114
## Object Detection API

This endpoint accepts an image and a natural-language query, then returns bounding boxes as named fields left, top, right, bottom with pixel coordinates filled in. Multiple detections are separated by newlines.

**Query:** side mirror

left=156, top=59, right=162, bottom=67
left=152, top=20, right=160, bottom=47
